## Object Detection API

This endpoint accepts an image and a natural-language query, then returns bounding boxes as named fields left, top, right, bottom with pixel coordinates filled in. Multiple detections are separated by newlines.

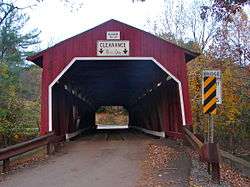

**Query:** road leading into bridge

left=1, top=129, right=191, bottom=187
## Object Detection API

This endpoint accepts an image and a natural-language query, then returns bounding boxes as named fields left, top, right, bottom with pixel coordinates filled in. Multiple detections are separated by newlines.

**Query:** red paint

left=27, top=19, right=197, bottom=138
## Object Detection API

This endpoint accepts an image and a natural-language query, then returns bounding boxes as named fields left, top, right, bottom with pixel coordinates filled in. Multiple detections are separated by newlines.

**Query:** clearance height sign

left=97, top=40, right=129, bottom=56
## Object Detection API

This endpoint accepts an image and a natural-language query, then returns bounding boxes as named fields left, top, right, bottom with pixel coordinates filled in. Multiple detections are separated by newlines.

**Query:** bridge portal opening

left=51, top=58, right=184, bottom=139
left=95, top=106, right=129, bottom=129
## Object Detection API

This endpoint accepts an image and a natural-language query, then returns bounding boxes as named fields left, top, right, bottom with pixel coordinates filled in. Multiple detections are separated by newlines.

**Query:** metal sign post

left=211, top=114, right=214, bottom=143
left=202, top=70, right=222, bottom=183
left=207, top=114, right=215, bottom=144
left=207, top=115, right=210, bottom=143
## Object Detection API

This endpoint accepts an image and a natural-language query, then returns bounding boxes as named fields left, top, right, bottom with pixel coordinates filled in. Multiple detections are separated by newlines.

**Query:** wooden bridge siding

left=128, top=82, right=183, bottom=138
left=52, top=84, right=95, bottom=136
left=38, top=20, right=192, bottom=135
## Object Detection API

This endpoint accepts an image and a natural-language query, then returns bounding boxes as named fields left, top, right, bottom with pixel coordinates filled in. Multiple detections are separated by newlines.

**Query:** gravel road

left=0, top=129, right=191, bottom=187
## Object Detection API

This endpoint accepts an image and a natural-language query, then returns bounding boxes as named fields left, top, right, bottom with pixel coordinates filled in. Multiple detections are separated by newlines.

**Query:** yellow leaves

left=188, top=54, right=249, bottom=133
left=219, top=61, right=244, bottom=123
left=0, top=63, right=9, bottom=79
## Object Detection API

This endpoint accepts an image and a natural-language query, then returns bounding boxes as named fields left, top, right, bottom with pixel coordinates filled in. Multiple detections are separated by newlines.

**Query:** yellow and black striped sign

left=203, top=76, right=216, bottom=114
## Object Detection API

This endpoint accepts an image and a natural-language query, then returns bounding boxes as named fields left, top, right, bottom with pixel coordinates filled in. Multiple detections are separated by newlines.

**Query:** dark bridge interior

left=52, top=59, right=182, bottom=136
left=60, top=60, right=169, bottom=107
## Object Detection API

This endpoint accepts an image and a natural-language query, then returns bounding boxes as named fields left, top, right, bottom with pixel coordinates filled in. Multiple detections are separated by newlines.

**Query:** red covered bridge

left=27, top=19, right=198, bottom=139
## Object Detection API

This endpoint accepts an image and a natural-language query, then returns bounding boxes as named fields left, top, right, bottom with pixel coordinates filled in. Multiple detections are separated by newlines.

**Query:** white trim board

left=65, top=128, right=87, bottom=140
left=97, top=124, right=129, bottom=129
left=48, top=57, right=186, bottom=132
left=130, top=126, right=165, bottom=138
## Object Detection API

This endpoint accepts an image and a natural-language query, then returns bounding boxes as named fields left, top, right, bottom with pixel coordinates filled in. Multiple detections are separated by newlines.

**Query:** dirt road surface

left=1, top=129, right=191, bottom=187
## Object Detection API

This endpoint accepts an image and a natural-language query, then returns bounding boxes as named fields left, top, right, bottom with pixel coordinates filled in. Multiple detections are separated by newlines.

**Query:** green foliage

left=0, top=1, right=40, bottom=147
left=95, top=106, right=129, bottom=125
left=20, top=65, right=41, bottom=101
left=96, top=106, right=128, bottom=115
left=0, top=9, right=39, bottom=63
left=96, top=106, right=106, bottom=113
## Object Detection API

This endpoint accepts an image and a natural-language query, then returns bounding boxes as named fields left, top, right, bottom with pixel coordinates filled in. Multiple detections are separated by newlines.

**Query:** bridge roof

left=27, top=19, right=199, bottom=68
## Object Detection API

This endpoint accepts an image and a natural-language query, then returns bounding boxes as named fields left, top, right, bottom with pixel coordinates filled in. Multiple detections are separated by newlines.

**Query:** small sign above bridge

left=106, top=31, right=120, bottom=40
left=97, top=40, right=129, bottom=56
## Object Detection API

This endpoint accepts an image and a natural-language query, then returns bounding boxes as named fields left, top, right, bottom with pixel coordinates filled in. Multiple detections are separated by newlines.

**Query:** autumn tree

left=146, top=0, right=250, bottom=151
left=0, top=1, right=40, bottom=146
left=210, top=10, right=250, bottom=66
left=186, top=2, right=250, bottom=150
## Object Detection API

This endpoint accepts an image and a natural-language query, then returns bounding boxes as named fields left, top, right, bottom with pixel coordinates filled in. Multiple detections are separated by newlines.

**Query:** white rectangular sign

left=202, top=70, right=222, bottom=104
left=106, top=31, right=120, bottom=40
left=97, top=40, right=129, bottom=56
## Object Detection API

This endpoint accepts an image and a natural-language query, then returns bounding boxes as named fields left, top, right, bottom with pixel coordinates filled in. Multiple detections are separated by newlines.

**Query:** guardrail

left=0, top=133, right=65, bottom=173
left=220, top=150, right=250, bottom=168
left=182, top=127, right=203, bottom=150
left=220, top=149, right=250, bottom=176
left=183, top=127, right=250, bottom=182
left=182, top=127, right=220, bottom=183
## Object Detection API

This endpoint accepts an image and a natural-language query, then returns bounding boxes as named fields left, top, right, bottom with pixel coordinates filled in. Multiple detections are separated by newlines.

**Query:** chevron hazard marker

left=203, top=76, right=217, bottom=115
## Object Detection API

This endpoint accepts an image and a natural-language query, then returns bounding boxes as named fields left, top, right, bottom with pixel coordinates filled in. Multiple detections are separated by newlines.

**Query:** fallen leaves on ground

left=0, top=148, right=48, bottom=182
left=137, top=143, right=179, bottom=187
left=188, top=149, right=250, bottom=187
left=221, top=164, right=250, bottom=187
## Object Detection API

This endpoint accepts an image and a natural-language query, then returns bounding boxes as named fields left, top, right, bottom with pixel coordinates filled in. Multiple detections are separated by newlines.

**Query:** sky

left=17, top=0, right=165, bottom=50
left=11, top=0, right=250, bottom=51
